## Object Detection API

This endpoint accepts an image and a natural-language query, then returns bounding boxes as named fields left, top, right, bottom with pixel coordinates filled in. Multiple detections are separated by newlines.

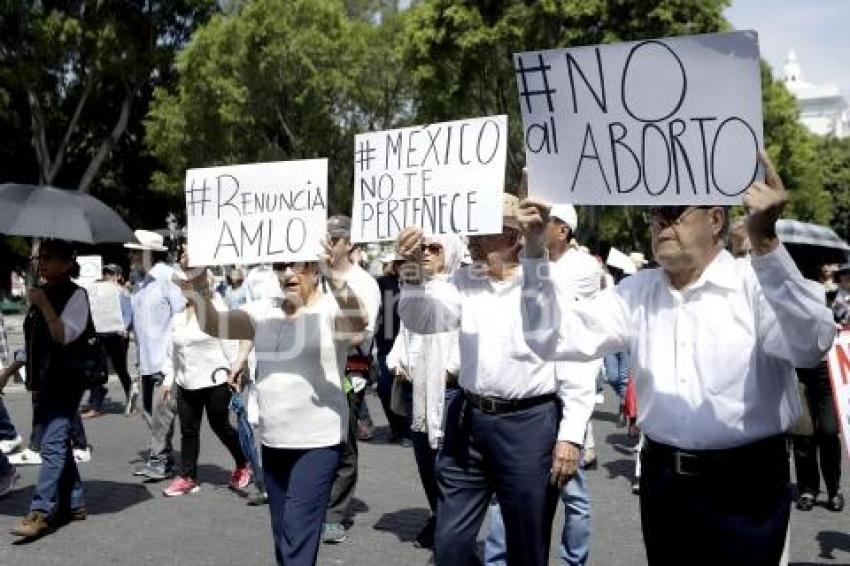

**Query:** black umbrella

left=0, top=183, right=136, bottom=244
left=775, top=219, right=850, bottom=281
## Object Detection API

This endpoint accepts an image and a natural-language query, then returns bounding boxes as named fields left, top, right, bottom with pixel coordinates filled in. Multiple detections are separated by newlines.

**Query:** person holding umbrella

left=11, top=239, right=96, bottom=538
left=160, top=246, right=250, bottom=497
left=180, top=239, right=368, bottom=566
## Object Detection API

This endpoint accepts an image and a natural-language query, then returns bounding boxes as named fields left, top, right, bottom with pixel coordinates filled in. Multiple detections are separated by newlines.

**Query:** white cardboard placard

left=88, top=280, right=125, bottom=334
left=185, top=160, right=328, bottom=267
left=75, top=255, right=102, bottom=288
left=351, top=115, right=507, bottom=242
left=514, top=31, right=763, bottom=205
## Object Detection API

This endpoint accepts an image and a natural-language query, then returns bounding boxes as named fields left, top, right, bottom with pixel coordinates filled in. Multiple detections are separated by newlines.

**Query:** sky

left=725, top=0, right=850, bottom=97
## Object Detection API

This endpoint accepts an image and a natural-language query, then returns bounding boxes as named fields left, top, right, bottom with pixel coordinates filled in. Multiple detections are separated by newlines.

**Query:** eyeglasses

left=421, top=243, right=443, bottom=255
left=272, top=261, right=310, bottom=273
left=644, top=206, right=712, bottom=229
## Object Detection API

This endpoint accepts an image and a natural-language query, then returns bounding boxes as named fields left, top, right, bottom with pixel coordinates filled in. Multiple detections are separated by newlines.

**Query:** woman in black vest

left=12, top=239, right=93, bottom=538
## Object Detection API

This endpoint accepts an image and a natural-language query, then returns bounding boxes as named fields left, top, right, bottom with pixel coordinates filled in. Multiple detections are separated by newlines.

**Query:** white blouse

left=245, top=294, right=350, bottom=449
left=162, top=297, right=238, bottom=390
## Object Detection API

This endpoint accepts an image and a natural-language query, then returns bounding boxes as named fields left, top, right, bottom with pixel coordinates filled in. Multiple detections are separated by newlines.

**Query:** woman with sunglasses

left=161, top=246, right=249, bottom=497
left=386, top=234, right=465, bottom=549
left=181, top=241, right=368, bottom=566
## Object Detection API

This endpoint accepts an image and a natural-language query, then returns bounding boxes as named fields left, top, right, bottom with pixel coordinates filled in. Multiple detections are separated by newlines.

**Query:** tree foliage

left=146, top=0, right=412, bottom=217
left=0, top=1, right=216, bottom=196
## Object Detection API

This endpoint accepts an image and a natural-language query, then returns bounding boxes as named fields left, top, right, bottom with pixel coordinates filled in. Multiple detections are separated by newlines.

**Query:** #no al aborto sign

left=515, top=31, right=763, bottom=205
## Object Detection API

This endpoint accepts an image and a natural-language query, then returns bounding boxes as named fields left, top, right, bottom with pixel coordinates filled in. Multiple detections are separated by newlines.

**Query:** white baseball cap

left=550, top=204, right=578, bottom=233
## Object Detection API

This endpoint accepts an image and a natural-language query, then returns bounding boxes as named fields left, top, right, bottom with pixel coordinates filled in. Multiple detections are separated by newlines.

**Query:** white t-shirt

left=341, top=264, right=380, bottom=354
left=245, top=294, right=349, bottom=449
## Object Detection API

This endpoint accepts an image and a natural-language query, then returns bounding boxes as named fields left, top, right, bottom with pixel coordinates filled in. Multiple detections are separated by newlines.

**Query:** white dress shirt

left=130, top=262, right=187, bottom=375
left=399, top=264, right=587, bottom=443
left=549, top=248, right=604, bottom=443
left=521, top=245, right=836, bottom=450
left=342, top=263, right=381, bottom=353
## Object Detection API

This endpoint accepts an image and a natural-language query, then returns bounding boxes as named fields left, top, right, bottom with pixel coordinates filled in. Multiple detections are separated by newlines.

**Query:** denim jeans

left=485, top=469, right=591, bottom=566
left=30, top=392, right=85, bottom=516
left=0, top=395, right=18, bottom=440
left=603, top=351, right=630, bottom=401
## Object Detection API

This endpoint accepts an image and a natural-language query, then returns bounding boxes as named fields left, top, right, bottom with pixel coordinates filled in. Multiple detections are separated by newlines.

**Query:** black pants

left=435, top=391, right=559, bottom=566
left=326, top=391, right=358, bottom=524
left=176, top=384, right=246, bottom=479
left=792, top=363, right=842, bottom=497
left=87, top=333, right=133, bottom=411
left=639, top=436, right=791, bottom=566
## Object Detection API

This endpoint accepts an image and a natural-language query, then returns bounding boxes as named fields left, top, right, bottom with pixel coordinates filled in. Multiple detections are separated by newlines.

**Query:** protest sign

left=826, top=329, right=850, bottom=458
left=185, top=160, right=328, bottom=267
left=75, top=255, right=102, bottom=288
left=88, top=280, right=125, bottom=334
left=351, top=115, right=508, bottom=243
left=514, top=31, right=762, bottom=205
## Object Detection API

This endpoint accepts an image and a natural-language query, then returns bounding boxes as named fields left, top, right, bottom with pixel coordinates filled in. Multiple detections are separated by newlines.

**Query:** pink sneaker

left=162, top=476, right=200, bottom=497
left=229, top=465, right=252, bottom=491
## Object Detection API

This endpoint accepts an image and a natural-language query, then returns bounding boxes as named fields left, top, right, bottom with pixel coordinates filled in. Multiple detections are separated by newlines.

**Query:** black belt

left=464, top=391, right=556, bottom=415
left=643, top=435, right=788, bottom=478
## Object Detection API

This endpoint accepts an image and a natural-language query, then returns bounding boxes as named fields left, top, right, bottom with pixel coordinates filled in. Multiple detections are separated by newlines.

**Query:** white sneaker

left=0, top=435, right=22, bottom=454
left=73, top=447, right=92, bottom=463
left=8, top=448, right=42, bottom=466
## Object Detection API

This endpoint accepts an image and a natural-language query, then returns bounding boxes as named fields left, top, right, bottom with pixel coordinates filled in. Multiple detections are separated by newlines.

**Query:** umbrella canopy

left=776, top=219, right=850, bottom=272
left=0, top=183, right=136, bottom=244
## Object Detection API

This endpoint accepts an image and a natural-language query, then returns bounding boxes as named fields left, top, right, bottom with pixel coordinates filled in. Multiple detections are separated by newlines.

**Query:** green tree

left=0, top=1, right=217, bottom=195
left=760, top=63, right=831, bottom=225
left=819, top=135, right=850, bottom=242
left=146, top=0, right=412, bottom=216
left=404, top=0, right=729, bottom=252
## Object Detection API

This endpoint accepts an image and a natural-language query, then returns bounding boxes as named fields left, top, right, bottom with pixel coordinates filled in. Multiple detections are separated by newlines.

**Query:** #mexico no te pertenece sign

left=185, top=159, right=328, bottom=267
left=351, top=115, right=508, bottom=243
left=514, top=31, right=763, bottom=205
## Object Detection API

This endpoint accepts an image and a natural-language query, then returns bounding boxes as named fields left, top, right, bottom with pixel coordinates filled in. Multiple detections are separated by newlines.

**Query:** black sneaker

left=796, top=492, right=815, bottom=511
left=827, top=493, right=845, bottom=512
left=414, top=516, right=435, bottom=549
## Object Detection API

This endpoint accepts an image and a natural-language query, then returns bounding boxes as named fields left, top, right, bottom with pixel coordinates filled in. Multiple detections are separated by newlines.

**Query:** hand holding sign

left=516, top=198, right=551, bottom=260
left=743, top=151, right=788, bottom=256
left=395, top=227, right=424, bottom=284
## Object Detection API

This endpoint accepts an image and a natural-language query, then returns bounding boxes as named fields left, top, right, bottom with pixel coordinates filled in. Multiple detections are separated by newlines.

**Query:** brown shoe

left=80, top=409, right=102, bottom=419
left=11, top=511, right=50, bottom=538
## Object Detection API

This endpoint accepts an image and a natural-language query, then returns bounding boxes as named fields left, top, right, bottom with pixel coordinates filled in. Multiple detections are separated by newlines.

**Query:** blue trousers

left=603, top=352, right=630, bottom=401
left=30, top=392, right=85, bottom=516
left=435, top=392, right=559, bottom=566
left=263, top=444, right=341, bottom=566
left=485, top=469, right=591, bottom=566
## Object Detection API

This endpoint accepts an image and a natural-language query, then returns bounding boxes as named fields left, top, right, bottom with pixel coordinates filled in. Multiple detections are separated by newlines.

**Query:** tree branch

left=26, top=89, right=52, bottom=185
left=47, top=78, right=93, bottom=184
left=78, top=84, right=134, bottom=193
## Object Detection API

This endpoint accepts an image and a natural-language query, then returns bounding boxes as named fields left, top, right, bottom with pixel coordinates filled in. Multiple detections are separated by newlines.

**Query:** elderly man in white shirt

left=395, top=194, right=592, bottom=566
left=126, top=230, right=187, bottom=480
left=516, top=154, right=836, bottom=566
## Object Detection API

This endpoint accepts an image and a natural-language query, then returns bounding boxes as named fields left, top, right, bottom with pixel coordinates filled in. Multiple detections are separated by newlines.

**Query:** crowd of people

left=0, top=153, right=846, bottom=565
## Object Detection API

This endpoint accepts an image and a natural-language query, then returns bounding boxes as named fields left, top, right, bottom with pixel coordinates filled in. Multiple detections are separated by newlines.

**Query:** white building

left=782, top=49, right=850, bottom=138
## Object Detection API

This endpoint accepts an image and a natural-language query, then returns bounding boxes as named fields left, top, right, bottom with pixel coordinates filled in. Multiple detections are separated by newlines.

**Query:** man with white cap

left=125, top=229, right=186, bottom=479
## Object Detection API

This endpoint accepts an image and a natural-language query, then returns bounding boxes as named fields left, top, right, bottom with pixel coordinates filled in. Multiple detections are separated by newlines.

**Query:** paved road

left=0, top=381, right=846, bottom=566
left=0, top=316, right=847, bottom=565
